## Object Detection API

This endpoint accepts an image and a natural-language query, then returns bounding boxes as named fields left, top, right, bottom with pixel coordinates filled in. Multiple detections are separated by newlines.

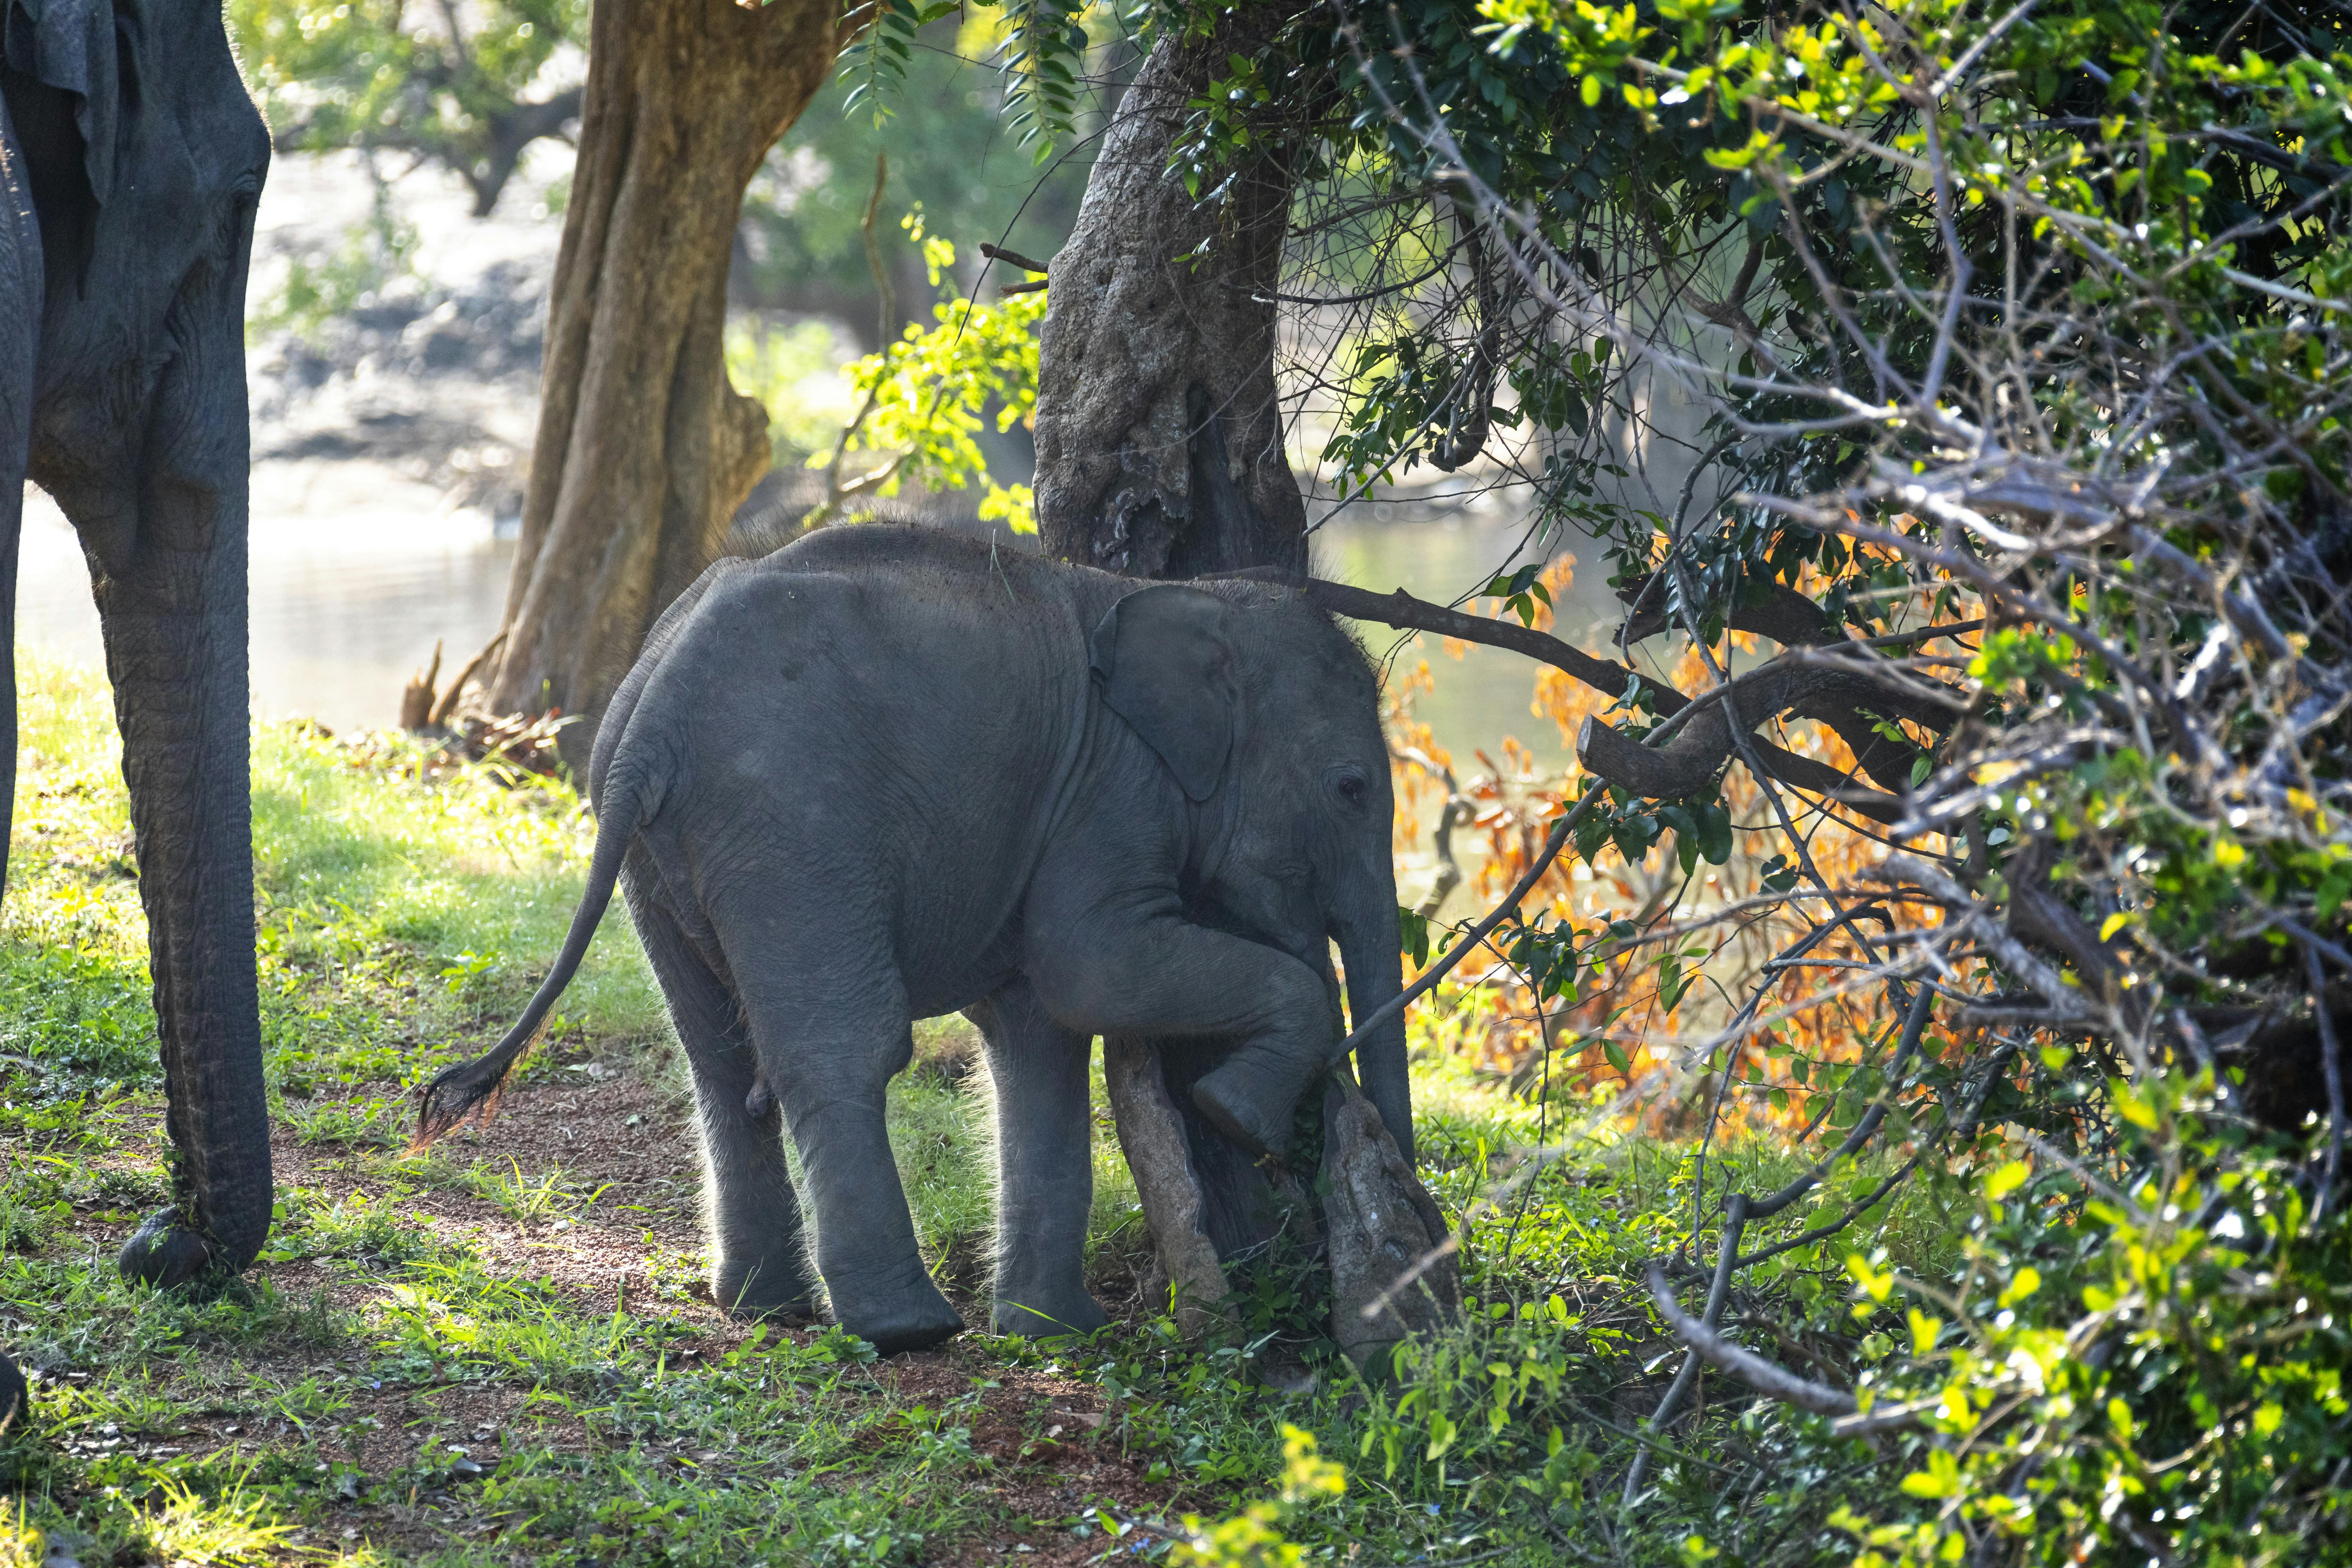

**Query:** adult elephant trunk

left=83, top=266, right=270, bottom=1290
left=1338, top=896, right=1413, bottom=1169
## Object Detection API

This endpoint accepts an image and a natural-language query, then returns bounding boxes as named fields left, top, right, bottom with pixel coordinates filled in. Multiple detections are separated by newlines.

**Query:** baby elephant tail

left=411, top=775, right=646, bottom=1150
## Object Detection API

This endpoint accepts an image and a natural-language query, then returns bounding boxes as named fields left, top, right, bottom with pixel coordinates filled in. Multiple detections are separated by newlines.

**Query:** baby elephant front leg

left=1040, top=917, right=1336, bottom=1161
left=967, top=983, right=1109, bottom=1338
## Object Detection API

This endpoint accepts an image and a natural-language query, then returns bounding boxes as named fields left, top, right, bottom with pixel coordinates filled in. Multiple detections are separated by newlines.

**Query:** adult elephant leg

left=95, top=465, right=271, bottom=1290
left=2, top=83, right=35, bottom=1413
left=620, top=867, right=815, bottom=1319
left=965, top=980, right=1108, bottom=1338
left=8, top=0, right=274, bottom=1298
left=0, top=200, right=24, bottom=1416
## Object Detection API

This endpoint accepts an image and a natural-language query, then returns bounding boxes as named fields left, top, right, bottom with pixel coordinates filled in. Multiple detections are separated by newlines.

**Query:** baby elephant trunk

left=1337, top=909, right=1414, bottom=1169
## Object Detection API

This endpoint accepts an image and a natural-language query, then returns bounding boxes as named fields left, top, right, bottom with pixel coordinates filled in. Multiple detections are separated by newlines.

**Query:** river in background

left=16, top=476, right=1605, bottom=777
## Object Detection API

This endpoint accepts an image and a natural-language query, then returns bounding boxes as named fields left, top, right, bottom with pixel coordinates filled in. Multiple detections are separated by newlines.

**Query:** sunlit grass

left=147, top=1473, right=299, bottom=1564
left=459, top=1156, right=610, bottom=1226
left=7, top=651, right=666, bottom=1118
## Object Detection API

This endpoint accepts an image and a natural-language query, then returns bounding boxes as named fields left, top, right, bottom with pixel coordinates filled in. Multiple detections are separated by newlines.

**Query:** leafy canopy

left=229, top=0, right=587, bottom=216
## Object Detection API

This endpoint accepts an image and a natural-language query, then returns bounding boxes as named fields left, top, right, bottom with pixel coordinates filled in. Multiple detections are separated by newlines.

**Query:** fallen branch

left=1623, top=1194, right=1749, bottom=1504
left=1647, top=1261, right=1856, bottom=1416
left=1648, top=1255, right=1953, bottom=1440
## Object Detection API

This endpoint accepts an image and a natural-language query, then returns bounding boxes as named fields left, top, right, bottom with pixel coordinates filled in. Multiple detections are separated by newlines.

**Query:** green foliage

left=1172, top=1424, right=1348, bottom=1566
left=840, top=0, right=962, bottom=128
left=229, top=0, right=586, bottom=215
left=1142, top=24, right=2352, bottom=1568
left=737, top=13, right=1094, bottom=316
left=990, top=0, right=1095, bottom=157
left=835, top=0, right=1097, bottom=155
left=1824, top=1084, right=2351, bottom=1568
left=834, top=245, right=1049, bottom=531
left=245, top=184, right=417, bottom=346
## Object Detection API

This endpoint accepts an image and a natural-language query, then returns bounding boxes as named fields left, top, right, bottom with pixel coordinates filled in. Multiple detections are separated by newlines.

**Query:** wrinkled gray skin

left=0, top=0, right=273, bottom=1300
left=424, top=527, right=1411, bottom=1353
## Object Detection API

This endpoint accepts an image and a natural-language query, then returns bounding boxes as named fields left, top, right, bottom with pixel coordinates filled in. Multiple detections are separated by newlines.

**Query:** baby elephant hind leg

left=628, top=888, right=817, bottom=1320
left=732, top=954, right=963, bottom=1355
left=966, top=981, right=1109, bottom=1339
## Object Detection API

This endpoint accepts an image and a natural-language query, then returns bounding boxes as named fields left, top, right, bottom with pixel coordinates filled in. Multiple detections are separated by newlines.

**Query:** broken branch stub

left=1321, top=1075, right=1460, bottom=1371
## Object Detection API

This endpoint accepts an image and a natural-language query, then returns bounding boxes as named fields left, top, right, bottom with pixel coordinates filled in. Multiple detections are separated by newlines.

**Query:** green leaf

left=1984, top=1160, right=2031, bottom=1200
left=1695, top=802, right=1733, bottom=865
left=1398, top=905, right=1433, bottom=968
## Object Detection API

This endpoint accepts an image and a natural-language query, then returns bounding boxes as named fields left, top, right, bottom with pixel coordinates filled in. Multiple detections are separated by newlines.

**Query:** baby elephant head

left=1089, top=583, right=1414, bottom=1161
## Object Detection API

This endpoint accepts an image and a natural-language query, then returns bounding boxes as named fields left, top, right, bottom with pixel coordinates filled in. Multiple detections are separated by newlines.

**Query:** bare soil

left=32, top=1061, right=1191, bottom=1565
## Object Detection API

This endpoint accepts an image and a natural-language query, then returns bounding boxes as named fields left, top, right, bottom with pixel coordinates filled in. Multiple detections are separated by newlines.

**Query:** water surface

left=17, top=476, right=1597, bottom=774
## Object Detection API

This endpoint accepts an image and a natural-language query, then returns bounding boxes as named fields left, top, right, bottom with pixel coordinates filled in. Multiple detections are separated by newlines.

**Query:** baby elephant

left=416, top=526, right=1410, bottom=1353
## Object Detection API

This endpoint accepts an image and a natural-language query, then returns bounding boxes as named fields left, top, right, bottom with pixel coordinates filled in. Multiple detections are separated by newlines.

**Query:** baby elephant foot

left=825, top=1254, right=965, bottom=1354
left=991, top=1291, right=1110, bottom=1340
left=714, top=1253, right=822, bottom=1322
left=1191, top=1056, right=1307, bottom=1159
left=837, top=1298, right=964, bottom=1354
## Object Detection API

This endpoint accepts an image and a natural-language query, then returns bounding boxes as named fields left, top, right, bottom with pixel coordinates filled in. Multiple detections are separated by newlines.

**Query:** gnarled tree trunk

left=1033, top=12, right=1307, bottom=578
left=477, top=0, right=842, bottom=762
left=1035, top=21, right=1457, bottom=1363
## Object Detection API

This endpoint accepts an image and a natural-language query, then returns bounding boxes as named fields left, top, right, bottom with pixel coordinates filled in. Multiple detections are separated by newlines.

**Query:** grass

left=458, top=1158, right=610, bottom=1227
left=0, top=652, right=1945, bottom=1567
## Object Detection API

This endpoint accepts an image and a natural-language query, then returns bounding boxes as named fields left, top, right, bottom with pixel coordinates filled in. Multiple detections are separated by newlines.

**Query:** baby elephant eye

left=1333, top=772, right=1367, bottom=808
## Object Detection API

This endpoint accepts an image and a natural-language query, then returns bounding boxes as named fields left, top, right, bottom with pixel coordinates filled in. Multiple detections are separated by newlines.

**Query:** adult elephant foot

left=118, top=1211, right=224, bottom=1291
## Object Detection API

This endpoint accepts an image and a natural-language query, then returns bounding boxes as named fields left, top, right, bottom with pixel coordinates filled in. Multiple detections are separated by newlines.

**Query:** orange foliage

left=1382, top=552, right=1978, bottom=1137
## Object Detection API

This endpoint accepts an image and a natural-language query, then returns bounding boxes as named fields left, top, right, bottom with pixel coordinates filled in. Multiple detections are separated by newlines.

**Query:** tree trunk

left=1033, top=14, right=1308, bottom=576
left=1035, top=23, right=1458, bottom=1361
left=478, top=0, right=842, bottom=762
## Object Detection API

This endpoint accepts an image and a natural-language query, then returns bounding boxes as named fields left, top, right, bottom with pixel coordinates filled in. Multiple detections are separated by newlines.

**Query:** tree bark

left=1033, top=15, right=1308, bottom=576
left=1103, top=1038, right=1234, bottom=1340
left=478, top=0, right=841, bottom=761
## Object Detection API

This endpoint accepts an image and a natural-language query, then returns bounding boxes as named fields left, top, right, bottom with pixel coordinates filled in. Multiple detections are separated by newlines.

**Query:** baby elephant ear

left=1090, top=585, right=1236, bottom=803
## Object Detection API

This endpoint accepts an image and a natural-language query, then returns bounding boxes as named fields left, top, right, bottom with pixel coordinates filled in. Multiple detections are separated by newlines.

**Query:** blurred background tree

left=732, top=12, right=1105, bottom=345
left=229, top=0, right=590, bottom=217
